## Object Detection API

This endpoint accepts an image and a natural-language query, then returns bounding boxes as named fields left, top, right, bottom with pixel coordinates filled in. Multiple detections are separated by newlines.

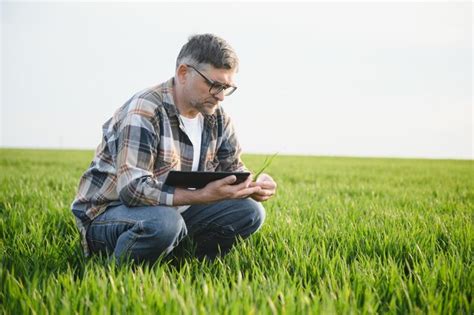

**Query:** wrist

left=173, top=187, right=205, bottom=206
left=173, top=188, right=211, bottom=207
left=194, top=188, right=207, bottom=204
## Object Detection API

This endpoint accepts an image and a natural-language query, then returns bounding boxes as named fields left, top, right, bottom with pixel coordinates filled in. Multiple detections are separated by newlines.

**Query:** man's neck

left=172, top=81, right=199, bottom=119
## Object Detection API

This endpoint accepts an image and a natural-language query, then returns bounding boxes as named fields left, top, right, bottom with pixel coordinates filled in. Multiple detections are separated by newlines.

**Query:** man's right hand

left=172, top=175, right=262, bottom=206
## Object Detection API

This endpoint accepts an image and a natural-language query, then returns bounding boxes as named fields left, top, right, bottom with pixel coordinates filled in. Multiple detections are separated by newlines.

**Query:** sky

left=1, top=1, right=472, bottom=159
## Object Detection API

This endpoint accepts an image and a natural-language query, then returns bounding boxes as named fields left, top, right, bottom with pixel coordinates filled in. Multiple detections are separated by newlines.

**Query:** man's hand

left=249, top=173, right=277, bottom=202
left=199, top=175, right=262, bottom=204
left=173, top=175, right=262, bottom=206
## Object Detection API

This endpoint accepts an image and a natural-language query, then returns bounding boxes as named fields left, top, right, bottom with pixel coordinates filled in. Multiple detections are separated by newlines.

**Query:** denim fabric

left=86, top=198, right=265, bottom=264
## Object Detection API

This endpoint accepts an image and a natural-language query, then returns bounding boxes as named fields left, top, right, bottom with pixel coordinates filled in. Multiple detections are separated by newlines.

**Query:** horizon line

left=1, top=146, right=472, bottom=161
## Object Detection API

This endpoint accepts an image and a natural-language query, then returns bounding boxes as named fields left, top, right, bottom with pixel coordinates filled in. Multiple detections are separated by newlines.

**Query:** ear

left=176, top=64, right=189, bottom=84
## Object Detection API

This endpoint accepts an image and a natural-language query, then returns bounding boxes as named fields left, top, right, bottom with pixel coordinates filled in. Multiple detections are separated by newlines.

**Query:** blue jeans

left=86, top=198, right=265, bottom=264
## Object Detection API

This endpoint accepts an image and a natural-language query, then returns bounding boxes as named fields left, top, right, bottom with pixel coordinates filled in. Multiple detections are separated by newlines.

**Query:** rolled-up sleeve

left=115, top=108, right=175, bottom=207
left=216, top=112, right=247, bottom=173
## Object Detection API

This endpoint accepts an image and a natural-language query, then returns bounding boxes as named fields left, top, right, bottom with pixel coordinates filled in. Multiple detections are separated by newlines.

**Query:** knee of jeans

left=251, top=199, right=266, bottom=232
left=139, top=210, right=187, bottom=246
left=238, top=198, right=266, bottom=234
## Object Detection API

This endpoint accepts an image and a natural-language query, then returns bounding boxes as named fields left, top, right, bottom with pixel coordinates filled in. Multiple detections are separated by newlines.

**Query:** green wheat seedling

left=0, top=148, right=472, bottom=314
left=253, top=152, right=278, bottom=181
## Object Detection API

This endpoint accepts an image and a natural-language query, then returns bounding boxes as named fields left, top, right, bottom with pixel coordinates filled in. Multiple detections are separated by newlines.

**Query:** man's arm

left=173, top=175, right=261, bottom=206
left=114, top=102, right=176, bottom=207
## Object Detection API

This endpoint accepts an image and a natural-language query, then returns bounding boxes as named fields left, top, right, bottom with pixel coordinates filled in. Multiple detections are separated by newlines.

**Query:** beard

left=190, top=98, right=219, bottom=116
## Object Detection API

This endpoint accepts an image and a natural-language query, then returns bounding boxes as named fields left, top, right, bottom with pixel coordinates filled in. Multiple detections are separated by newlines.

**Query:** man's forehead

left=204, top=66, right=236, bottom=86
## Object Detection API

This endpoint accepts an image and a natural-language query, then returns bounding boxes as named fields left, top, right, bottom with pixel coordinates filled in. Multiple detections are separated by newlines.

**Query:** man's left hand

left=249, top=173, right=277, bottom=202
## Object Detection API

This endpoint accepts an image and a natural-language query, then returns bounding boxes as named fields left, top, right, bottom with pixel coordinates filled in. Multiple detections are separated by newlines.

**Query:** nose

left=213, top=90, right=225, bottom=102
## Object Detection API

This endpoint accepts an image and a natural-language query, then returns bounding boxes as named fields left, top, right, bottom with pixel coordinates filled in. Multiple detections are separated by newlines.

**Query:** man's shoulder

left=123, top=79, right=175, bottom=116
left=103, top=80, right=173, bottom=132
left=132, top=81, right=169, bottom=108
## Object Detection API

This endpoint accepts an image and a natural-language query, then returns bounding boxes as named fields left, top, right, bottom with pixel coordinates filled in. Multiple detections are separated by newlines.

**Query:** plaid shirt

left=71, top=78, right=246, bottom=255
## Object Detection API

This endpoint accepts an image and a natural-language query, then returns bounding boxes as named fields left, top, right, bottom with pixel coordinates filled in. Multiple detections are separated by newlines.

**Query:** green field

left=0, top=148, right=472, bottom=314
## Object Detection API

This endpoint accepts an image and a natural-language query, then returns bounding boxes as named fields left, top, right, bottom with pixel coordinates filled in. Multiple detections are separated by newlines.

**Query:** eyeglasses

left=186, top=64, right=237, bottom=97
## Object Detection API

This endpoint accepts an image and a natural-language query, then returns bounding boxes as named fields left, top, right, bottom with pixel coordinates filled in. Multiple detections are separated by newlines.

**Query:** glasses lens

left=224, top=86, right=237, bottom=96
left=210, top=85, right=222, bottom=95
left=211, top=85, right=237, bottom=96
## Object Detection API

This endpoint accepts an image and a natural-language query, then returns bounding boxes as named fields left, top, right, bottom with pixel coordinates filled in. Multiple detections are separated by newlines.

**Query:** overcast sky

left=1, top=1, right=472, bottom=159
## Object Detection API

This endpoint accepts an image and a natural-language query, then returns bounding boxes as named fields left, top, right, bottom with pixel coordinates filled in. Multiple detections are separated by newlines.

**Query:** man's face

left=185, top=66, right=236, bottom=116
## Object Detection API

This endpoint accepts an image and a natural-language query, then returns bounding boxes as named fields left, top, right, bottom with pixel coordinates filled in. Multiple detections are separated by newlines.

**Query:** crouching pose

left=71, top=34, right=277, bottom=264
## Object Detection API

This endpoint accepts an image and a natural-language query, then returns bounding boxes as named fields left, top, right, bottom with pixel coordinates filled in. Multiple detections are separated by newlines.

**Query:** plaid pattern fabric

left=71, top=78, right=246, bottom=255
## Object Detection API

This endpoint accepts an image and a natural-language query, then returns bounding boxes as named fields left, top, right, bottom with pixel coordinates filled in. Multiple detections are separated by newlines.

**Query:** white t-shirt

left=179, top=113, right=204, bottom=171
left=176, top=113, right=204, bottom=213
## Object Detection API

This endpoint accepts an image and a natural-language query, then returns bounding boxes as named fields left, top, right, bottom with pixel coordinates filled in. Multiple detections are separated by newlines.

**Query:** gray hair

left=176, top=34, right=239, bottom=71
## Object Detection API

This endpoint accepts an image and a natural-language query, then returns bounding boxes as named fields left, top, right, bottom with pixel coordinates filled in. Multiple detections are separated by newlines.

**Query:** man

left=71, top=34, right=277, bottom=264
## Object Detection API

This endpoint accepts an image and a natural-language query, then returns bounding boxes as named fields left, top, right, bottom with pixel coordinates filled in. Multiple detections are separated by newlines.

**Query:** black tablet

left=164, top=171, right=251, bottom=189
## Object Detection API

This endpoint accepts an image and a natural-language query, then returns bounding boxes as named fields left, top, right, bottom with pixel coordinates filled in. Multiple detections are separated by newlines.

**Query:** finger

left=235, top=186, right=261, bottom=198
left=257, top=189, right=275, bottom=197
left=248, top=181, right=266, bottom=188
left=257, top=181, right=277, bottom=190
left=256, top=173, right=274, bottom=183
left=234, top=175, right=253, bottom=190
left=244, top=175, right=253, bottom=186
left=218, top=175, right=237, bottom=185
left=250, top=189, right=268, bottom=197
left=249, top=179, right=275, bottom=190
left=255, top=176, right=276, bottom=186
left=252, top=194, right=271, bottom=202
